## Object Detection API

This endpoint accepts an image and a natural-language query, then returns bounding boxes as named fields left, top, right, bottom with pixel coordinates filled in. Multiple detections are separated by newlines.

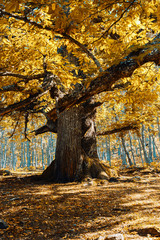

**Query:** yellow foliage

left=0, top=0, right=159, bottom=130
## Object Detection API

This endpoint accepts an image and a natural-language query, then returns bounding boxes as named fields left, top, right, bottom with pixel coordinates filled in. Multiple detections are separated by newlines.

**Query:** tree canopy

left=0, top=0, right=160, bottom=135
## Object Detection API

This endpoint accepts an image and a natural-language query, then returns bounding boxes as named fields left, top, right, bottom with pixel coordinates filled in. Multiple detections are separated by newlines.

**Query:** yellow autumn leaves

left=0, top=0, right=159, bottom=126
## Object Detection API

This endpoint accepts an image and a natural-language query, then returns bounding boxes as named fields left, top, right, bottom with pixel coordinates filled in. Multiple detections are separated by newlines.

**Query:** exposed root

left=40, top=157, right=115, bottom=182
left=41, top=160, right=56, bottom=181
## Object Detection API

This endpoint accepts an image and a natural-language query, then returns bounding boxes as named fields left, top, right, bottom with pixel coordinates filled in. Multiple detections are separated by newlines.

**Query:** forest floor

left=0, top=167, right=160, bottom=240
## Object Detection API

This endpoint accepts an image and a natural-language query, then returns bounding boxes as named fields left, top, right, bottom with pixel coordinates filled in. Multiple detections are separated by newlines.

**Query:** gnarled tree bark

left=41, top=98, right=109, bottom=182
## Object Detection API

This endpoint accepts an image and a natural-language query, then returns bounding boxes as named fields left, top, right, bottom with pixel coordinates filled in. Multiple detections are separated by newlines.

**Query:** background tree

left=0, top=0, right=160, bottom=182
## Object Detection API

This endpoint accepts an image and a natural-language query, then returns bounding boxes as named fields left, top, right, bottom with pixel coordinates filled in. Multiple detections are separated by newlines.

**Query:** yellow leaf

left=5, top=2, right=19, bottom=12
left=48, top=3, right=56, bottom=14
left=3, top=38, right=10, bottom=44
left=52, top=3, right=56, bottom=11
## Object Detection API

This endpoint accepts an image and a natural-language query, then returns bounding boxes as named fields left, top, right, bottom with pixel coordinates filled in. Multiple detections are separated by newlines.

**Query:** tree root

left=40, top=157, right=117, bottom=183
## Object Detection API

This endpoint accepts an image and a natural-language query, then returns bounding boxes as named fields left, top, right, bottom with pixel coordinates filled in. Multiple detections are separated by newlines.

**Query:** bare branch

left=34, top=125, right=51, bottom=135
left=34, top=119, right=58, bottom=135
left=93, top=0, right=136, bottom=43
left=97, top=124, right=138, bottom=136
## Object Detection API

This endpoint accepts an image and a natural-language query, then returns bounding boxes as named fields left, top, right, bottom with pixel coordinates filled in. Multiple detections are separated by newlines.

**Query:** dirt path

left=0, top=171, right=160, bottom=240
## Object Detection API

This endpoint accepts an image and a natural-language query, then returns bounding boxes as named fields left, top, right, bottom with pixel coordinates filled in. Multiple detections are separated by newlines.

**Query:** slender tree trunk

left=140, top=124, right=150, bottom=164
left=121, top=136, right=133, bottom=167
left=106, top=136, right=111, bottom=166
left=138, top=138, right=144, bottom=166
left=42, top=99, right=109, bottom=182
left=148, top=127, right=153, bottom=163
left=129, top=131, right=136, bottom=165
left=152, top=135, right=160, bottom=159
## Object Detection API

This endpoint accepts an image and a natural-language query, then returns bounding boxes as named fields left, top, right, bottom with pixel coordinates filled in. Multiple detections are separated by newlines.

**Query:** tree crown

left=0, top=0, right=160, bottom=135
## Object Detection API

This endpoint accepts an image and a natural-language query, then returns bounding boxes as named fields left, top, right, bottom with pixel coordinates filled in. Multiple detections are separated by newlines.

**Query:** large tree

left=0, top=0, right=160, bottom=182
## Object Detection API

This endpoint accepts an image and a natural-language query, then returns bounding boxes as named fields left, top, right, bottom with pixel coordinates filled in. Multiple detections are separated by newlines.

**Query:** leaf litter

left=0, top=170, right=160, bottom=240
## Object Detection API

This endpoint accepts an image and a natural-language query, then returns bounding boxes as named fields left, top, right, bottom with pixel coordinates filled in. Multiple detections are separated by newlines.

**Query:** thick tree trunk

left=42, top=99, right=109, bottom=182
left=54, top=106, right=82, bottom=182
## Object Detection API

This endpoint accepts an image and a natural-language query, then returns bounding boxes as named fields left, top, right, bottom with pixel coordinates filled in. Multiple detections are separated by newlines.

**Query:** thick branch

left=0, top=72, right=61, bottom=116
left=0, top=91, right=48, bottom=116
left=34, top=125, right=51, bottom=135
left=0, top=34, right=159, bottom=119
left=34, top=98, right=101, bottom=136
left=0, top=72, right=58, bottom=116
left=97, top=124, right=138, bottom=136
left=48, top=33, right=160, bottom=120
left=34, top=119, right=57, bottom=135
